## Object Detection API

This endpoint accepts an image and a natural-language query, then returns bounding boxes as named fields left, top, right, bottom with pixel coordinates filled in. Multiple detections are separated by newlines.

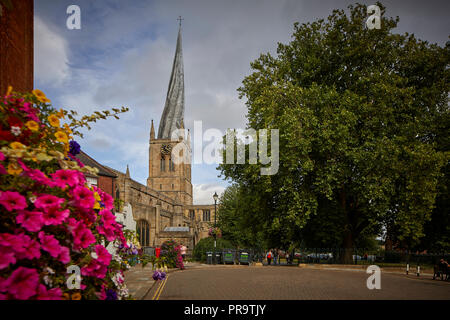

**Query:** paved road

left=146, top=265, right=450, bottom=300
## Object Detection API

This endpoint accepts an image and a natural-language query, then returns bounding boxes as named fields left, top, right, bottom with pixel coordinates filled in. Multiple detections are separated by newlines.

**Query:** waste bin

left=206, top=251, right=213, bottom=264
left=222, top=250, right=235, bottom=264
left=214, top=251, right=222, bottom=264
left=239, top=250, right=251, bottom=265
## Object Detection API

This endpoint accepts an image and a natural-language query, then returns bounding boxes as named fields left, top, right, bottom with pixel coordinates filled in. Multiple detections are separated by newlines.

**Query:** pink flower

left=94, top=245, right=112, bottom=266
left=36, top=285, right=62, bottom=300
left=42, top=207, right=69, bottom=226
left=4, top=267, right=39, bottom=299
left=57, top=246, right=71, bottom=264
left=34, top=194, right=64, bottom=211
left=72, top=222, right=96, bottom=250
left=0, top=151, right=5, bottom=161
left=82, top=260, right=107, bottom=279
left=15, top=235, right=41, bottom=261
left=0, top=246, right=16, bottom=269
left=0, top=191, right=27, bottom=211
left=0, top=233, right=40, bottom=266
left=51, top=169, right=80, bottom=188
left=0, top=164, right=6, bottom=175
left=16, top=210, right=44, bottom=232
left=38, top=232, right=61, bottom=258
left=71, top=186, right=95, bottom=210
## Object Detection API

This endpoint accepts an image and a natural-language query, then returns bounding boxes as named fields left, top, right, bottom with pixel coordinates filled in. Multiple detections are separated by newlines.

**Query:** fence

left=201, top=247, right=450, bottom=266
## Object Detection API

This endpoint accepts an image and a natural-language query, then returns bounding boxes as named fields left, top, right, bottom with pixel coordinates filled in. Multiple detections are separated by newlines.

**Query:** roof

left=76, top=151, right=118, bottom=178
left=158, top=26, right=185, bottom=139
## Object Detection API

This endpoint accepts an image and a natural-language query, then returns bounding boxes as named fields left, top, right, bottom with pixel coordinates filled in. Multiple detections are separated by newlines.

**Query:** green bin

left=239, top=251, right=251, bottom=265
left=222, top=250, right=235, bottom=264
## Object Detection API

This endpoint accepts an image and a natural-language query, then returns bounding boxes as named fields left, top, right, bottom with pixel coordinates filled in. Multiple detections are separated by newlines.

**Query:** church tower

left=147, top=21, right=193, bottom=206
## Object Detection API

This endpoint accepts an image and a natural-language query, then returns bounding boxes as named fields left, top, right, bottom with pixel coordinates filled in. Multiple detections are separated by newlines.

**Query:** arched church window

left=160, top=156, right=165, bottom=172
left=169, top=158, right=175, bottom=171
left=136, top=220, right=150, bottom=247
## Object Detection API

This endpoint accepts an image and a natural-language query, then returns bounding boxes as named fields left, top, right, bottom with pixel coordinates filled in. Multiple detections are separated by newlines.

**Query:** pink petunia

left=0, top=164, right=7, bottom=175
left=0, top=191, right=28, bottom=211
left=42, top=207, right=69, bottom=226
left=81, top=260, right=107, bottom=279
left=0, top=151, right=5, bottom=161
left=38, top=232, right=61, bottom=258
left=0, top=246, right=16, bottom=270
left=94, top=245, right=112, bottom=266
left=71, top=186, right=95, bottom=210
left=34, top=194, right=64, bottom=211
left=16, top=210, right=44, bottom=232
left=72, top=222, right=96, bottom=250
left=0, top=233, right=40, bottom=263
left=4, top=267, right=40, bottom=300
left=57, top=246, right=71, bottom=264
left=51, top=169, right=80, bottom=189
left=36, top=285, right=62, bottom=300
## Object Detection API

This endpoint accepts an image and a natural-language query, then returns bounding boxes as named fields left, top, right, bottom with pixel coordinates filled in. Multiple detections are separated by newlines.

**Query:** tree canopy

left=218, top=2, right=449, bottom=261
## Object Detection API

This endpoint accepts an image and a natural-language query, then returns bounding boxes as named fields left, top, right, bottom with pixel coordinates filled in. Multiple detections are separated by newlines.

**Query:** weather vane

left=177, top=15, right=184, bottom=27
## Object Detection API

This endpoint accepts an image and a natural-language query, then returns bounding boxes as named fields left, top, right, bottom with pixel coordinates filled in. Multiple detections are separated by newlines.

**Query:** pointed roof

left=158, top=24, right=185, bottom=139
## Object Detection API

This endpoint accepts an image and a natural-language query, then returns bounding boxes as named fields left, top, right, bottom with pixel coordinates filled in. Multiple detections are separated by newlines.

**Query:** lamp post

left=213, top=192, right=219, bottom=264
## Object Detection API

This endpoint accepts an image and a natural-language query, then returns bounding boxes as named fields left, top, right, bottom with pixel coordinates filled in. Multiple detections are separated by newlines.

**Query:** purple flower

left=152, top=270, right=166, bottom=281
left=69, top=140, right=81, bottom=156
left=106, top=289, right=118, bottom=300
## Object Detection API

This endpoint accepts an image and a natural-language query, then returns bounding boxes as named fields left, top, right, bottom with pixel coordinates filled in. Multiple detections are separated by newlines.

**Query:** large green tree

left=219, top=3, right=448, bottom=262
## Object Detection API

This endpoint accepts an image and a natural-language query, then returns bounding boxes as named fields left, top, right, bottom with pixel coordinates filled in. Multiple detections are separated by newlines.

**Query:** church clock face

left=161, top=144, right=172, bottom=155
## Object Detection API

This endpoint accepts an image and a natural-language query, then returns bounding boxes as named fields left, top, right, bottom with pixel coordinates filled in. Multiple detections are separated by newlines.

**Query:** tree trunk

left=341, top=230, right=354, bottom=264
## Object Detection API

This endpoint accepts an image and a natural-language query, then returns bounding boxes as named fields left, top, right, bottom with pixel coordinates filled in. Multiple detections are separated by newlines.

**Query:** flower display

left=160, top=240, right=184, bottom=270
left=208, top=227, right=222, bottom=238
left=0, top=88, right=130, bottom=300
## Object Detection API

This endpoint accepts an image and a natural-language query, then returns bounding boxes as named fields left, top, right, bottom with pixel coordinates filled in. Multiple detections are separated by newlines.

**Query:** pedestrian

left=266, top=250, right=272, bottom=265
left=286, top=251, right=290, bottom=265
left=273, top=248, right=278, bottom=265
left=180, top=243, right=187, bottom=263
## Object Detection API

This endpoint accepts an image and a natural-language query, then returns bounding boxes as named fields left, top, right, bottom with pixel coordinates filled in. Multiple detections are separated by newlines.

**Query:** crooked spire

left=158, top=22, right=185, bottom=139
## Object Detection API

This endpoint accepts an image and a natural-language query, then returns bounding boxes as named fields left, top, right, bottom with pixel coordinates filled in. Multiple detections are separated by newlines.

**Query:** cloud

left=34, top=16, right=70, bottom=87
left=193, top=183, right=226, bottom=205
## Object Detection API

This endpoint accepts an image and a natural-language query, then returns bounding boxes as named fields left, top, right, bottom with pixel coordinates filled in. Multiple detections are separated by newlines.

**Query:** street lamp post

left=213, top=192, right=219, bottom=265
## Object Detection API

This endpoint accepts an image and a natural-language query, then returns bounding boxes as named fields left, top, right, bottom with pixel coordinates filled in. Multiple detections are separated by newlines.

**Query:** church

left=105, top=23, right=216, bottom=253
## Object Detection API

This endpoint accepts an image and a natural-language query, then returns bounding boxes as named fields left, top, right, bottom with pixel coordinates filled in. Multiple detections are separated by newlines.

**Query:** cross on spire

left=177, top=16, right=184, bottom=27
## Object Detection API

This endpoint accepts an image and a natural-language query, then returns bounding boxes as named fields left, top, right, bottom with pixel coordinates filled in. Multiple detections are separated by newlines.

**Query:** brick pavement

left=146, top=265, right=450, bottom=300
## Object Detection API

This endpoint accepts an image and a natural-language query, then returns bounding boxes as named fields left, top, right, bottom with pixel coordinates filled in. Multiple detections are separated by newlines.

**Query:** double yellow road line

left=151, top=274, right=169, bottom=300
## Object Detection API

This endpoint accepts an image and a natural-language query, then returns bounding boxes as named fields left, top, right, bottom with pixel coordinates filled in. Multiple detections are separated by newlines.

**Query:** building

left=106, top=23, right=217, bottom=254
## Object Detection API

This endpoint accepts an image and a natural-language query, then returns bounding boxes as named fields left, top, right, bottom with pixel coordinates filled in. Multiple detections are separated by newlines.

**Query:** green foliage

left=218, top=2, right=449, bottom=257
left=192, top=237, right=233, bottom=262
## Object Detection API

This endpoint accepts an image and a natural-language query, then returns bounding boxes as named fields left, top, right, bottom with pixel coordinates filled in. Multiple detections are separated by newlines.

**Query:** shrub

left=192, top=237, right=233, bottom=262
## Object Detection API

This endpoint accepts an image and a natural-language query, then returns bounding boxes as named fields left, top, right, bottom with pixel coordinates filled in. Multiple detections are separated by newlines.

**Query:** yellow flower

left=25, top=120, right=39, bottom=132
left=48, top=114, right=60, bottom=128
left=55, top=130, right=68, bottom=143
left=56, top=109, right=65, bottom=119
left=93, top=202, right=101, bottom=210
left=94, top=192, right=101, bottom=202
left=63, top=123, right=73, bottom=134
left=7, top=163, right=22, bottom=175
left=6, top=86, right=13, bottom=96
left=71, top=292, right=82, bottom=300
left=32, top=89, right=51, bottom=103
left=10, top=142, right=26, bottom=150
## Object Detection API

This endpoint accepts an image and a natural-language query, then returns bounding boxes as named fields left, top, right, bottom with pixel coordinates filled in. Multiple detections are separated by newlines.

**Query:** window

left=172, top=184, right=174, bottom=189
left=137, top=220, right=150, bottom=247
left=160, top=184, right=162, bottom=190
left=189, top=210, right=195, bottom=220
left=86, top=176, right=98, bottom=187
left=160, top=157, right=165, bottom=172
left=169, top=158, right=175, bottom=171
left=203, top=209, right=210, bottom=222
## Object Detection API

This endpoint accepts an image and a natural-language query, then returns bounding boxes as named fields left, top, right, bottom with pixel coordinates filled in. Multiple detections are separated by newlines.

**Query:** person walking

left=180, top=243, right=187, bottom=264
left=266, top=250, right=272, bottom=265
left=273, top=248, right=278, bottom=265
left=286, top=251, right=290, bottom=265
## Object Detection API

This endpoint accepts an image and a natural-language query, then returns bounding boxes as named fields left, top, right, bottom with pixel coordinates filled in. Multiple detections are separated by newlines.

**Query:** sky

left=34, top=0, right=449, bottom=204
